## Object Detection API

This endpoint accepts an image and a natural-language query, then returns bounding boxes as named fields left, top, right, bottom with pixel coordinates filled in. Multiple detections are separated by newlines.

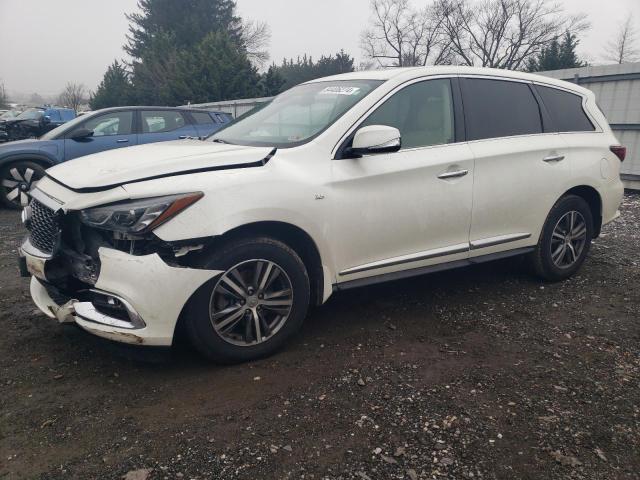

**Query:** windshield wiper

left=212, top=138, right=228, bottom=144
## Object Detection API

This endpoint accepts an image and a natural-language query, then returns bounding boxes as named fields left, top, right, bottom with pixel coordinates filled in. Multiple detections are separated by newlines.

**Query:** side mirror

left=70, top=128, right=93, bottom=140
left=350, top=125, right=401, bottom=156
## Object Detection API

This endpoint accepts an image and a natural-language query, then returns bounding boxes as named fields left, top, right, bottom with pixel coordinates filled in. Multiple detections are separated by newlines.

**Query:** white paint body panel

left=26, top=66, right=625, bottom=346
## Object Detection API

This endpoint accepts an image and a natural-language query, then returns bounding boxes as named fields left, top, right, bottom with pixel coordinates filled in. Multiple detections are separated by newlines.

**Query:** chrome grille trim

left=28, top=199, right=60, bottom=254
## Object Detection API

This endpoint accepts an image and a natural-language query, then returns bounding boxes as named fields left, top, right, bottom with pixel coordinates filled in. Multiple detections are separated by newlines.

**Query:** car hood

left=46, top=140, right=275, bottom=192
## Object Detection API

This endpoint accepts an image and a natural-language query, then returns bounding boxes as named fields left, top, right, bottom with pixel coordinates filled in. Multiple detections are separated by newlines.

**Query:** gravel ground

left=1, top=193, right=639, bottom=480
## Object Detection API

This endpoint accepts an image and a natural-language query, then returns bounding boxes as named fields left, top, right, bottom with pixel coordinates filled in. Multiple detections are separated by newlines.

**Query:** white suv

left=20, top=67, right=625, bottom=363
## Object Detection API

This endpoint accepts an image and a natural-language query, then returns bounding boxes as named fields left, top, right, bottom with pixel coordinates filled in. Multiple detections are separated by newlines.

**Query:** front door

left=330, top=78, right=474, bottom=282
left=64, top=110, right=137, bottom=160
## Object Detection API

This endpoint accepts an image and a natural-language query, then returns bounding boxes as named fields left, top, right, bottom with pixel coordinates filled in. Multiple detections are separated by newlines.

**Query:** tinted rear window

left=191, top=112, right=214, bottom=124
left=461, top=79, right=543, bottom=141
left=535, top=85, right=595, bottom=132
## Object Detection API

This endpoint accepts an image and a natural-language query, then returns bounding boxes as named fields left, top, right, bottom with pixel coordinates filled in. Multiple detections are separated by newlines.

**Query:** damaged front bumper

left=22, top=241, right=221, bottom=346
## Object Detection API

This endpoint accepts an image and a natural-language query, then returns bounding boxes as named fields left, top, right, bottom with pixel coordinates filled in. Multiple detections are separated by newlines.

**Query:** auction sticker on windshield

left=319, top=86, right=361, bottom=96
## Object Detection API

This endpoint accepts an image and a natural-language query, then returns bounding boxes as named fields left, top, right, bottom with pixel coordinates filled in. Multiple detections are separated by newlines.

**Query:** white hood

left=46, top=140, right=274, bottom=191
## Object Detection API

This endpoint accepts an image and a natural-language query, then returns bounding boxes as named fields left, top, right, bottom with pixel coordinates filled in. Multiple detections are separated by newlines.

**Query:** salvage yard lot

left=1, top=194, right=639, bottom=480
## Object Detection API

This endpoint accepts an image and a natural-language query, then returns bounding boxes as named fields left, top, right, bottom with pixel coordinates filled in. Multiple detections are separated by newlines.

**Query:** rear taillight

left=610, top=145, right=626, bottom=162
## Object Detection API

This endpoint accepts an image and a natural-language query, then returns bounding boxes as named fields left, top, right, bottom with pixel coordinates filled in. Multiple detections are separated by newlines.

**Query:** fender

left=0, top=152, right=57, bottom=170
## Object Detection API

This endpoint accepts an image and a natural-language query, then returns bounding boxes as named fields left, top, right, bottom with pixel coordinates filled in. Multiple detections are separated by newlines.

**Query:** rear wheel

left=184, top=237, right=310, bottom=363
left=529, top=195, right=594, bottom=281
left=0, top=161, right=46, bottom=209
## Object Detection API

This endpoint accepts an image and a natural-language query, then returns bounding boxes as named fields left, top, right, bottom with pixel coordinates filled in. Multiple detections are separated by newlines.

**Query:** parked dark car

left=0, top=106, right=231, bottom=208
left=0, top=107, right=76, bottom=143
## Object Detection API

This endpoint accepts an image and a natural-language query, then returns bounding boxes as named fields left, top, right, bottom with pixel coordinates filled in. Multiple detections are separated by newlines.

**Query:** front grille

left=29, top=199, right=60, bottom=253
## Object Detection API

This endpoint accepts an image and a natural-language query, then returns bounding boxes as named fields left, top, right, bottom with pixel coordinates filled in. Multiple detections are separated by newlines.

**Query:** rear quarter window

left=535, top=85, right=595, bottom=132
left=191, top=112, right=215, bottom=125
left=461, top=78, right=543, bottom=141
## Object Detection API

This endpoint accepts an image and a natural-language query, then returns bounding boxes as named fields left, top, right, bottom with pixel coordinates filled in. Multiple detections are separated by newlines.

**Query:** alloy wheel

left=2, top=166, right=41, bottom=207
left=209, top=259, right=294, bottom=347
left=550, top=210, right=588, bottom=269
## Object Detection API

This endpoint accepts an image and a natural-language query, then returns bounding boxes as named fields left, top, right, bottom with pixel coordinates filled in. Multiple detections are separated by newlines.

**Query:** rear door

left=460, top=77, right=569, bottom=256
left=64, top=110, right=137, bottom=160
left=137, top=110, right=198, bottom=145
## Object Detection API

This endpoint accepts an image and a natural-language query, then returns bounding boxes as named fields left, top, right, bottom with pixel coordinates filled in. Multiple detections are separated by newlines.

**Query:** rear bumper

left=23, top=242, right=222, bottom=346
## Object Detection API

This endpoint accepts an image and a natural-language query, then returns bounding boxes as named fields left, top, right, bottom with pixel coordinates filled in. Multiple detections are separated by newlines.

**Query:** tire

left=184, top=236, right=310, bottom=363
left=0, top=161, right=46, bottom=209
left=528, top=194, right=594, bottom=282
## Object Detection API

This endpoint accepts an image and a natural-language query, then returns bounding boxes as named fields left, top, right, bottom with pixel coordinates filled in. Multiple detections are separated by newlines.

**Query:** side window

left=191, top=112, right=214, bottom=125
left=79, top=111, right=133, bottom=137
left=461, top=79, right=542, bottom=141
left=46, top=110, right=61, bottom=122
left=535, top=85, right=595, bottom=132
left=361, top=79, right=455, bottom=149
left=141, top=110, right=187, bottom=133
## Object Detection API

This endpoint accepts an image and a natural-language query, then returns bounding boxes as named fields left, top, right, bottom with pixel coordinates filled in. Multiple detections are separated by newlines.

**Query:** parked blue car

left=0, top=106, right=231, bottom=208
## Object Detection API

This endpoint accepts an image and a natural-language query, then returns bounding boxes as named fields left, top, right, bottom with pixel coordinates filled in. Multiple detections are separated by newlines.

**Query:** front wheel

left=528, top=194, right=594, bottom=281
left=184, top=237, right=310, bottom=363
left=0, top=161, right=46, bottom=209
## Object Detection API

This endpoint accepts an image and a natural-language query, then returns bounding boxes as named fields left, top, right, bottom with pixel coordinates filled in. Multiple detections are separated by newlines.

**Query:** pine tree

left=273, top=51, right=355, bottom=90
left=89, top=61, right=134, bottom=109
left=169, top=32, right=263, bottom=105
left=527, top=32, right=587, bottom=72
left=125, top=0, right=242, bottom=59
left=259, top=66, right=286, bottom=96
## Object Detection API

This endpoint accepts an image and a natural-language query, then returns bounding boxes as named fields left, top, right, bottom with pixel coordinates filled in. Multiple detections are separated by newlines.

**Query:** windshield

left=0, top=110, right=18, bottom=120
left=16, top=108, right=44, bottom=120
left=210, top=80, right=383, bottom=148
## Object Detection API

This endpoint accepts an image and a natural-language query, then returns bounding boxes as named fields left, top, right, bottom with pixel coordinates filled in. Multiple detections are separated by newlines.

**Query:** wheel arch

left=207, top=221, right=326, bottom=307
left=562, top=185, right=603, bottom=238
left=0, top=153, right=56, bottom=171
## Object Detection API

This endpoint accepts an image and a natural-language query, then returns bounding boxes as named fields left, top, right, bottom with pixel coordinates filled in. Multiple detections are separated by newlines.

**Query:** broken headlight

left=79, top=193, right=203, bottom=234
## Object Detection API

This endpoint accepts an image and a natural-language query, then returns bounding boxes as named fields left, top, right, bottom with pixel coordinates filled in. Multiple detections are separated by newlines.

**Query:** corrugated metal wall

left=539, top=63, right=640, bottom=180
left=186, top=97, right=272, bottom=118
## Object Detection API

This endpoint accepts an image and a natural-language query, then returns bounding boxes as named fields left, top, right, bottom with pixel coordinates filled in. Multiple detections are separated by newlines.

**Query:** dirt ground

left=1, top=194, right=639, bottom=480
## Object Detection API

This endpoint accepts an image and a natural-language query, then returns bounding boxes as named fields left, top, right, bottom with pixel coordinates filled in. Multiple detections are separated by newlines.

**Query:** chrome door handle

left=178, top=135, right=188, bottom=139
left=438, top=169, right=469, bottom=180
left=116, top=139, right=129, bottom=143
left=543, top=154, right=565, bottom=162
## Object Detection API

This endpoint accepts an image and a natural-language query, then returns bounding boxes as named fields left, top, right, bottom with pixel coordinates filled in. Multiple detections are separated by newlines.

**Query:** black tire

left=0, top=161, right=46, bottom=209
left=528, top=194, right=594, bottom=282
left=184, top=236, right=310, bottom=364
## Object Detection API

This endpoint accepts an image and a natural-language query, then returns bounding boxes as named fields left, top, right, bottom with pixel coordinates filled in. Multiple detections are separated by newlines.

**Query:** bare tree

left=604, top=15, right=639, bottom=64
left=57, top=82, right=87, bottom=112
left=361, top=0, right=451, bottom=68
left=435, top=0, right=589, bottom=70
left=242, top=20, right=271, bottom=68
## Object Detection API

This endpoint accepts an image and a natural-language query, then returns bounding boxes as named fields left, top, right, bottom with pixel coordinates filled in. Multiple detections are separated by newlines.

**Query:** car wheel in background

left=0, top=161, right=46, bottom=209
left=184, top=236, right=311, bottom=363
left=529, top=194, right=594, bottom=282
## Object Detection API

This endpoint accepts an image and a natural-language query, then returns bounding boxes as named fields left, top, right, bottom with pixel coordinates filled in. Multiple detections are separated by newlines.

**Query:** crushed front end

left=20, top=188, right=221, bottom=346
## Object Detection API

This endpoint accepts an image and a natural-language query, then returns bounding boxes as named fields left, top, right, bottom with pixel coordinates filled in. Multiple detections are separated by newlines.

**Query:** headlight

left=79, top=193, right=203, bottom=233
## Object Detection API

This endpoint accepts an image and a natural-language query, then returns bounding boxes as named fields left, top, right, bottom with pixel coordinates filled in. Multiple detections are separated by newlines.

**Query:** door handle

left=438, top=169, right=469, bottom=180
left=116, top=139, right=129, bottom=143
left=543, top=154, right=565, bottom=163
left=178, top=135, right=188, bottom=139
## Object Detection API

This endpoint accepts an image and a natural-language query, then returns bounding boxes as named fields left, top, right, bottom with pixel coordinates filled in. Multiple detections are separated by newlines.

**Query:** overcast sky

left=0, top=0, right=638, bottom=98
